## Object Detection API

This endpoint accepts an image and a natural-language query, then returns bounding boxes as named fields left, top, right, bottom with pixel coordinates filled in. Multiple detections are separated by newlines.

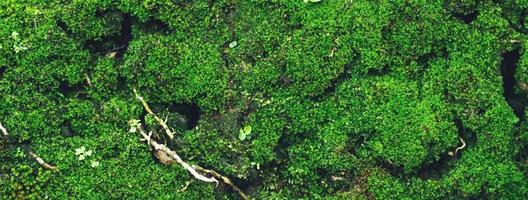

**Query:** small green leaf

left=11, top=31, right=19, bottom=40
left=129, top=119, right=141, bottom=127
left=239, top=131, right=247, bottom=141
left=75, top=146, right=86, bottom=155
left=85, top=150, right=93, bottom=157
left=229, top=41, right=238, bottom=48
left=243, top=125, right=252, bottom=134
left=91, top=161, right=100, bottom=168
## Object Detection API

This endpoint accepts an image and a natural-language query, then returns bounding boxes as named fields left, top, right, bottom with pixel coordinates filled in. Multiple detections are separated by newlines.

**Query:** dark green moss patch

left=2, top=1, right=528, bottom=199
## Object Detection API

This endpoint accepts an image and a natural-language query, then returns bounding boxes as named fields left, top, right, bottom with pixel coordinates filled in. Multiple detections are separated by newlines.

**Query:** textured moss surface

left=1, top=0, right=528, bottom=199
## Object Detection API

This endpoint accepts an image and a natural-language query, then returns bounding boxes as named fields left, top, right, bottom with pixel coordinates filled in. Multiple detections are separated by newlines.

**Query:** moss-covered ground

left=1, top=0, right=528, bottom=199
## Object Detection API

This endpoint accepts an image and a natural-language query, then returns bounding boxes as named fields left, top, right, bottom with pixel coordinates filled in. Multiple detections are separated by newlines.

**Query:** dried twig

left=28, top=151, right=57, bottom=170
left=85, top=74, right=92, bottom=87
left=133, top=88, right=175, bottom=139
left=1, top=121, right=57, bottom=170
left=0, top=122, right=8, bottom=136
left=132, top=89, right=249, bottom=199
left=134, top=122, right=218, bottom=184
left=331, top=176, right=346, bottom=181
left=448, top=138, right=466, bottom=156
left=194, top=165, right=249, bottom=200
left=177, top=181, right=192, bottom=193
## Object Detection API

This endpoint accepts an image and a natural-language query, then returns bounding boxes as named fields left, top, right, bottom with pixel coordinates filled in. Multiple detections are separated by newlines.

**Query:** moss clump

left=1, top=0, right=528, bottom=199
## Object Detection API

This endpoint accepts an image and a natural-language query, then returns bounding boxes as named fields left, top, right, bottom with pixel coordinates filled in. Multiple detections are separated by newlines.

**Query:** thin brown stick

left=194, top=165, right=249, bottom=200
left=135, top=124, right=218, bottom=184
left=177, top=181, right=192, bottom=193
left=1, top=121, right=56, bottom=170
left=133, top=88, right=175, bottom=139
left=28, top=151, right=57, bottom=170
left=448, top=138, right=466, bottom=156
left=331, top=176, right=346, bottom=181
left=85, top=74, right=92, bottom=87
left=131, top=90, right=248, bottom=199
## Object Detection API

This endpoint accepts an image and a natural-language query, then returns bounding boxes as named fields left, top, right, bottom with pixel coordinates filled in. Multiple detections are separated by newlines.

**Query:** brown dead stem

left=448, top=137, right=466, bottom=156
left=132, top=89, right=249, bottom=199
left=85, top=74, right=92, bottom=87
left=0, top=121, right=57, bottom=170
left=134, top=124, right=218, bottom=184
left=28, top=151, right=57, bottom=170
left=133, top=88, right=175, bottom=139
left=194, top=165, right=249, bottom=200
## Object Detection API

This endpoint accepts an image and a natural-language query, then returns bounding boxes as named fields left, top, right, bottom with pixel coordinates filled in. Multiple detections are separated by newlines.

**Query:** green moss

left=2, top=0, right=528, bottom=199
left=58, top=0, right=122, bottom=41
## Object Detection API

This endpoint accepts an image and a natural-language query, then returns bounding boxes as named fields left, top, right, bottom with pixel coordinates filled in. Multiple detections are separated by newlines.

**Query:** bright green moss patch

left=2, top=0, right=528, bottom=199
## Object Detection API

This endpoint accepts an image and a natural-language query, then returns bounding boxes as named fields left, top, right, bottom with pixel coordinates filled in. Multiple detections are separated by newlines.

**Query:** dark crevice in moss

left=454, top=117, right=477, bottom=147
left=116, top=76, right=128, bottom=91
left=226, top=175, right=252, bottom=195
left=94, top=9, right=112, bottom=18
left=0, top=66, right=6, bottom=79
left=377, top=159, right=404, bottom=178
left=417, top=118, right=472, bottom=180
left=138, top=109, right=148, bottom=132
left=141, top=18, right=170, bottom=34
left=501, top=48, right=526, bottom=119
left=367, top=65, right=390, bottom=76
left=60, top=124, right=74, bottom=137
left=1, top=136, right=29, bottom=152
left=416, top=53, right=435, bottom=99
left=453, top=11, right=478, bottom=24
left=84, top=37, right=118, bottom=55
left=117, top=13, right=133, bottom=56
left=519, top=10, right=527, bottom=33
left=56, top=19, right=71, bottom=35
left=84, top=13, right=132, bottom=57
left=280, top=75, right=292, bottom=87
left=348, top=132, right=370, bottom=155
left=502, top=49, right=519, bottom=99
left=220, top=1, right=237, bottom=68
left=273, top=132, right=292, bottom=163
left=222, top=2, right=238, bottom=31
left=221, top=41, right=232, bottom=69
left=169, top=102, right=201, bottom=130
left=312, top=60, right=355, bottom=101
left=416, top=154, right=452, bottom=180
left=58, top=81, right=87, bottom=99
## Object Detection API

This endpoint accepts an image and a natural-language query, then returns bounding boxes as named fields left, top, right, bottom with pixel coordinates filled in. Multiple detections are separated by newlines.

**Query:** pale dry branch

left=85, top=74, right=92, bottom=87
left=331, top=176, right=346, bottom=181
left=1, top=121, right=57, bottom=170
left=0, top=122, right=8, bottom=136
left=28, top=151, right=57, bottom=170
left=134, top=123, right=219, bottom=184
left=132, top=89, right=249, bottom=199
left=177, top=181, right=192, bottom=193
left=133, top=88, right=175, bottom=139
left=194, top=165, right=249, bottom=200
left=448, top=138, right=466, bottom=156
